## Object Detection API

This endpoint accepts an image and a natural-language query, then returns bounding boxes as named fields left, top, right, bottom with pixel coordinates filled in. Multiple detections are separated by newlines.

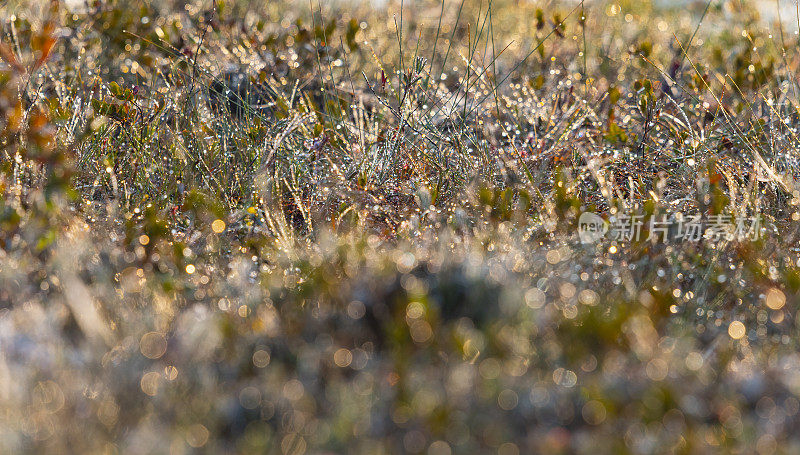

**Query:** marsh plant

left=3, top=0, right=800, bottom=453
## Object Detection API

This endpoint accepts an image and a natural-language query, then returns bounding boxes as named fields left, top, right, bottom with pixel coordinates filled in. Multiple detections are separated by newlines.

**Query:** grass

left=3, top=0, right=800, bottom=453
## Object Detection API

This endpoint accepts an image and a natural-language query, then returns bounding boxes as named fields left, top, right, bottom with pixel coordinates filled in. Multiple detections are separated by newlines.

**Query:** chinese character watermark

left=578, top=211, right=762, bottom=244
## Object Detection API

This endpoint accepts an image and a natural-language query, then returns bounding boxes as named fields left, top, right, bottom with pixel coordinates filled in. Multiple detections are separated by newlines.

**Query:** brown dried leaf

left=0, top=42, right=24, bottom=74
left=33, top=34, right=58, bottom=71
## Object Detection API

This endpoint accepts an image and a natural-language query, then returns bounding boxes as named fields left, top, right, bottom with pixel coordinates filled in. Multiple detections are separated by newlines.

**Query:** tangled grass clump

left=4, top=0, right=800, bottom=453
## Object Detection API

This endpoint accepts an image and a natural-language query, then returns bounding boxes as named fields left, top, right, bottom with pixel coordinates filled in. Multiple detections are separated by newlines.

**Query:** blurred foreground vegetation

left=3, top=0, right=800, bottom=453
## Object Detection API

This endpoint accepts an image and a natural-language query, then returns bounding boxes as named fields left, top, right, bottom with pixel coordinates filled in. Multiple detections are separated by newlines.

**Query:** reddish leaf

left=0, top=42, right=24, bottom=73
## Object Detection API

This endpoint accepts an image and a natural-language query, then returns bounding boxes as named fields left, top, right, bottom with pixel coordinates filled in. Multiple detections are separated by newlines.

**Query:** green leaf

left=346, top=18, right=360, bottom=51
left=608, top=86, right=620, bottom=105
left=109, top=81, right=123, bottom=98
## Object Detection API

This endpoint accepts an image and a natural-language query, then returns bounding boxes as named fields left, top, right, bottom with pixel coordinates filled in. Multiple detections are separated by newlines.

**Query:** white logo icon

left=578, top=211, right=608, bottom=243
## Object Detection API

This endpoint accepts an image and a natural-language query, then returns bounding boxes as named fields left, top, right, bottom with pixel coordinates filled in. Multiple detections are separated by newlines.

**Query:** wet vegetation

left=3, top=0, right=800, bottom=453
